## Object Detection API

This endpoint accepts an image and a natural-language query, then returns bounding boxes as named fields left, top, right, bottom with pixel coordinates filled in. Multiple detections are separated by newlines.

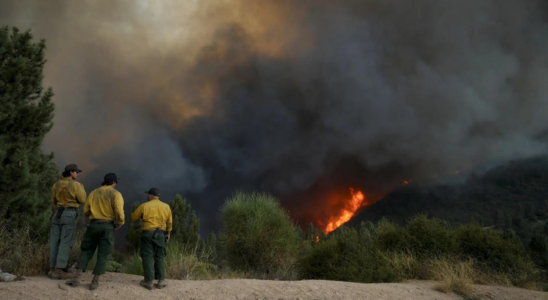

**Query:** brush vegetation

left=1, top=190, right=546, bottom=294
left=219, top=191, right=300, bottom=279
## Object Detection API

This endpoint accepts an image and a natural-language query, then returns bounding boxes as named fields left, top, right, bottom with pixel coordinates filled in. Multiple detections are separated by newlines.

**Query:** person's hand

left=114, top=224, right=123, bottom=231
left=166, top=233, right=171, bottom=243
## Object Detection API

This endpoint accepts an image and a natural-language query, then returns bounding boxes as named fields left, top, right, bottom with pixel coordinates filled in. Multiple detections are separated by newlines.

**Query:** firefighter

left=49, top=164, right=87, bottom=279
left=66, top=173, right=124, bottom=290
left=131, top=188, right=172, bottom=290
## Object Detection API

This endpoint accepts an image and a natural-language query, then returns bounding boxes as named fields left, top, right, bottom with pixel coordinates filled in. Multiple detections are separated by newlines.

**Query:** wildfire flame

left=324, top=188, right=366, bottom=235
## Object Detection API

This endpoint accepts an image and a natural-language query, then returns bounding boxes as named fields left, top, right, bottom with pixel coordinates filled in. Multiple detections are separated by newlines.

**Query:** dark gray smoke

left=2, top=0, right=548, bottom=233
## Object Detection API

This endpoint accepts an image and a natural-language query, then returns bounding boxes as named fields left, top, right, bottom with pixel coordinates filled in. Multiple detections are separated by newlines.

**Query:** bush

left=454, top=224, right=536, bottom=282
left=375, top=218, right=410, bottom=252
left=406, top=214, right=454, bottom=257
left=0, top=209, right=78, bottom=276
left=0, top=222, right=49, bottom=275
left=120, top=240, right=216, bottom=279
left=299, top=226, right=405, bottom=283
left=220, top=191, right=299, bottom=279
left=106, top=261, right=122, bottom=273
left=431, top=259, right=475, bottom=297
left=165, top=241, right=217, bottom=280
left=298, top=215, right=540, bottom=289
left=120, top=254, right=143, bottom=276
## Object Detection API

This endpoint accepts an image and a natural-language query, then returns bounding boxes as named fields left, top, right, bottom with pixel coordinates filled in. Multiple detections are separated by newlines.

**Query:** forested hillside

left=350, top=155, right=548, bottom=245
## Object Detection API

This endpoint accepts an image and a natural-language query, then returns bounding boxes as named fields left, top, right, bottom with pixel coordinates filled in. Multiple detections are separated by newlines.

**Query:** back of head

left=101, top=173, right=120, bottom=186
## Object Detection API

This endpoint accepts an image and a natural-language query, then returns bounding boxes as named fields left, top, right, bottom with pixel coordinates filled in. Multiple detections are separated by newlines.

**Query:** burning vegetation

left=323, top=188, right=367, bottom=235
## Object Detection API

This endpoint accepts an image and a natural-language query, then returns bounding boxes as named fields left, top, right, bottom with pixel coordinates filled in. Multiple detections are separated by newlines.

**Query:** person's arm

left=131, top=203, right=144, bottom=222
left=166, top=208, right=173, bottom=232
left=76, top=183, right=87, bottom=204
left=166, top=207, right=173, bottom=243
left=84, top=191, right=93, bottom=217
left=114, top=193, right=125, bottom=230
left=51, top=185, right=57, bottom=206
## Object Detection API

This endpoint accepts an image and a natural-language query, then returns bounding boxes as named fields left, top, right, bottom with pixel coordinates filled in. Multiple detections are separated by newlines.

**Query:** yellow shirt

left=84, top=185, right=125, bottom=226
left=51, top=177, right=87, bottom=208
left=131, top=199, right=172, bottom=232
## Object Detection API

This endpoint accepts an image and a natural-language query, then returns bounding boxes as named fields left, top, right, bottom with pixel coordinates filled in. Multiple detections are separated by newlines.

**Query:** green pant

left=49, top=209, right=77, bottom=269
left=140, top=230, right=166, bottom=282
left=76, top=221, right=114, bottom=275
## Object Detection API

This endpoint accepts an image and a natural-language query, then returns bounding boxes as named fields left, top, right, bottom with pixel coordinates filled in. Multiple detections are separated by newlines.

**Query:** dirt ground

left=0, top=272, right=546, bottom=300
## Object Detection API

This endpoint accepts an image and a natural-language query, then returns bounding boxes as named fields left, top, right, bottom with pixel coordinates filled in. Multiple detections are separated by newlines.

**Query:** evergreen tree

left=319, top=230, right=327, bottom=242
left=169, top=194, right=201, bottom=246
left=205, top=232, right=218, bottom=263
left=125, top=202, right=142, bottom=253
left=358, top=221, right=375, bottom=241
left=187, top=211, right=201, bottom=246
left=296, top=225, right=305, bottom=240
left=0, top=27, right=57, bottom=233
left=305, top=223, right=319, bottom=243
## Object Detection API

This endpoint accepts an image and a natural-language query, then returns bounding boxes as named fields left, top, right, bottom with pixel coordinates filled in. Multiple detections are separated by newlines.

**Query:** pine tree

left=205, top=232, right=218, bottom=263
left=187, top=211, right=201, bottom=246
left=0, top=27, right=57, bottom=234
left=319, top=230, right=327, bottom=242
left=125, top=202, right=142, bottom=253
left=305, top=223, right=319, bottom=243
left=169, top=194, right=201, bottom=246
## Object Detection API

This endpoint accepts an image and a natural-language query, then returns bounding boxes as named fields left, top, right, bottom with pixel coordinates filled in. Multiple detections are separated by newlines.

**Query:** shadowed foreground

left=0, top=272, right=545, bottom=300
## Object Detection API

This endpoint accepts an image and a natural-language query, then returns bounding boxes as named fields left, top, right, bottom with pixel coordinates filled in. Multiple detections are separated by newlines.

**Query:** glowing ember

left=403, top=180, right=411, bottom=185
left=325, top=188, right=366, bottom=235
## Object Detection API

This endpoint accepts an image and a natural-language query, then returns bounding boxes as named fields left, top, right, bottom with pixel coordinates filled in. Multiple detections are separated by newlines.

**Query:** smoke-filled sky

left=2, top=0, right=548, bottom=233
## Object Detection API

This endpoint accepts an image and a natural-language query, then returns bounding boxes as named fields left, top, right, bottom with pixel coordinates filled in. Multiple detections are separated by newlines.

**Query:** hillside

left=1, top=273, right=546, bottom=300
left=349, top=155, right=548, bottom=244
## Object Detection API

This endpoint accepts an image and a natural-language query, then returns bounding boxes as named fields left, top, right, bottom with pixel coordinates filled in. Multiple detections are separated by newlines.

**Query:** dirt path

left=0, top=272, right=545, bottom=300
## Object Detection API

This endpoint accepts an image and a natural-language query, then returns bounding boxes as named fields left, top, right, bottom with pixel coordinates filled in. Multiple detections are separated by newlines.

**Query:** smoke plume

left=2, top=0, right=548, bottom=232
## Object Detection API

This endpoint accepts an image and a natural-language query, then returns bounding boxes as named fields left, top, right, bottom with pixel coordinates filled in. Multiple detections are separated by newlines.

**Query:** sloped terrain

left=349, top=155, right=548, bottom=244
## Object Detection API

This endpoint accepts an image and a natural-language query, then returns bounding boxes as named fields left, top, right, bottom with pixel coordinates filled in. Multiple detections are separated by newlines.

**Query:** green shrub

left=121, top=253, right=144, bottom=276
left=454, top=224, right=536, bottom=283
left=220, top=191, right=299, bottom=278
left=299, top=226, right=404, bottom=283
left=106, top=261, right=122, bottom=272
left=111, top=250, right=127, bottom=264
left=298, top=215, right=540, bottom=289
left=406, top=214, right=454, bottom=257
left=165, top=241, right=217, bottom=280
left=375, top=218, right=410, bottom=252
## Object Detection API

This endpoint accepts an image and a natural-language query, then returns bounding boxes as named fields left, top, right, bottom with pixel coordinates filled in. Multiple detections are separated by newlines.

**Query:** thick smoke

left=2, top=0, right=548, bottom=232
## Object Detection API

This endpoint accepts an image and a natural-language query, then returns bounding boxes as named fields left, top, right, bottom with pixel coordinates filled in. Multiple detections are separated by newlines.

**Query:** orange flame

left=324, top=188, right=366, bottom=235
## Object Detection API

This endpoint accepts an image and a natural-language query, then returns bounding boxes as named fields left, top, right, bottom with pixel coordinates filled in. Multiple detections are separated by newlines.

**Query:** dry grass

left=0, top=210, right=84, bottom=276
left=165, top=241, right=217, bottom=280
left=430, top=259, right=476, bottom=297
left=521, top=282, right=544, bottom=291
left=0, top=214, right=49, bottom=275
left=382, top=252, right=421, bottom=279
